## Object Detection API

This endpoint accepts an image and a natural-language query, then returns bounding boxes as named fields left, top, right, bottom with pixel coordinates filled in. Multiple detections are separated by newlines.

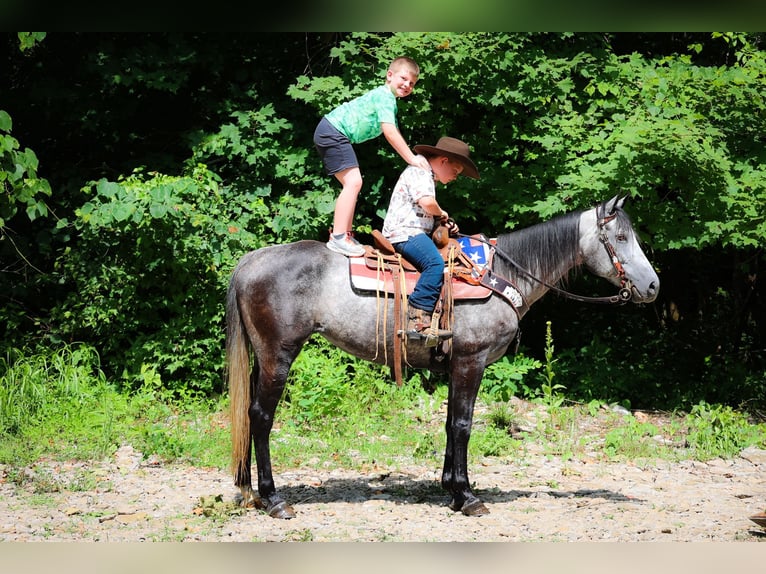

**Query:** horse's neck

left=495, top=212, right=583, bottom=308
left=514, top=258, right=578, bottom=308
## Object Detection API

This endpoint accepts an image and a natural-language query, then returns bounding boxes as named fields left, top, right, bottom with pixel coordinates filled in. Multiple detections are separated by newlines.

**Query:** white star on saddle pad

left=457, top=235, right=491, bottom=269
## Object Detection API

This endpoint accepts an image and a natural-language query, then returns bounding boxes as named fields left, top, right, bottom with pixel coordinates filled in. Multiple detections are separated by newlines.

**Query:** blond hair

left=389, top=56, right=420, bottom=77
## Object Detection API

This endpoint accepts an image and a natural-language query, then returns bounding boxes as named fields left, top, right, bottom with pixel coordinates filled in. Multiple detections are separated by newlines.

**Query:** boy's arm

left=417, top=196, right=448, bottom=219
left=381, top=123, right=431, bottom=170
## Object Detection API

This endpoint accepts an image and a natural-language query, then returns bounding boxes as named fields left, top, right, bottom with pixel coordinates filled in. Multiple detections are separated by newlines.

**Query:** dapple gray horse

left=226, top=196, right=659, bottom=518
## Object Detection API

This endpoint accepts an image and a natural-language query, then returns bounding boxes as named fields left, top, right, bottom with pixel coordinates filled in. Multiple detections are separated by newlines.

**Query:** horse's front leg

left=249, top=361, right=296, bottom=519
left=442, top=359, right=490, bottom=516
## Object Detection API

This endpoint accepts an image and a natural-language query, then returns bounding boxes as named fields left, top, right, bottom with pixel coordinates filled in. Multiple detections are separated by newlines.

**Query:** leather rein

left=456, top=206, right=633, bottom=306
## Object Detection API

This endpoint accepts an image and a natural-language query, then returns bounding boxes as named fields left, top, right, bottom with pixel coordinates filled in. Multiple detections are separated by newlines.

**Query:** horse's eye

left=616, top=233, right=627, bottom=242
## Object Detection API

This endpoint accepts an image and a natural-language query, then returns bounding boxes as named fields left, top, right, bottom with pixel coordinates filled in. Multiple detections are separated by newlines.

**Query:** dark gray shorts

left=313, top=116, right=359, bottom=175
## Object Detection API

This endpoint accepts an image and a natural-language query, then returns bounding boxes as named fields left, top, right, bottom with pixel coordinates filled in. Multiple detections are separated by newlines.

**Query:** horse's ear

left=606, top=193, right=628, bottom=214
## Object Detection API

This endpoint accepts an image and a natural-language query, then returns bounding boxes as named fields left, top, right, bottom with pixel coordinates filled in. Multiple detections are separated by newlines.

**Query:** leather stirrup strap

left=391, top=263, right=403, bottom=386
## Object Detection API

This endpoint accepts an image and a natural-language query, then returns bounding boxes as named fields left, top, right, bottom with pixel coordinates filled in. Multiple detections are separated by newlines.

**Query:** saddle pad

left=348, top=255, right=492, bottom=300
left=456, top=235, right=492, bottom=269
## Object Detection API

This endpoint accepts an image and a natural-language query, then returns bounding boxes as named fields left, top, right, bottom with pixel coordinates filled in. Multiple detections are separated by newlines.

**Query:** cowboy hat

left=413, top=136, right=479, bottom=179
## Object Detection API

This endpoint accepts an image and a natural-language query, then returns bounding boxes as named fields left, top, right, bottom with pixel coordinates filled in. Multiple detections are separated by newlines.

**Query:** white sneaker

left=326, top=233, right=365, bottom=257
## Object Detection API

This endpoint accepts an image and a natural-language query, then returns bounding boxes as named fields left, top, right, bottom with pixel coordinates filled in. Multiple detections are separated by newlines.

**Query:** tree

left=1, top=32, right=764, bottom=409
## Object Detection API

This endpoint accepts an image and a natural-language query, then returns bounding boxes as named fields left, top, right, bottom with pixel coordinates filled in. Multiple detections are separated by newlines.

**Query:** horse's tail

left=226, top=271, right=252, bottom=482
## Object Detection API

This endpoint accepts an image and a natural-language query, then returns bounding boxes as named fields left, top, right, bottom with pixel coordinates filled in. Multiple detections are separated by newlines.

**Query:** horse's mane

left=493, top=203, right=634, bottom=285
left=494, top=211, right=581, bottom=285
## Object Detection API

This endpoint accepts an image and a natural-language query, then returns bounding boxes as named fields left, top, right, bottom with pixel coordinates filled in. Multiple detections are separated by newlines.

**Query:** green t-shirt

left=325, top=85, right=398, bottom=144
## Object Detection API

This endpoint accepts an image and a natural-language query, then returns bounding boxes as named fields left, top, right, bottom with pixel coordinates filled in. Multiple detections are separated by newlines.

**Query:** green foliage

left=551, top=325, right=656, bottom=408
left=185, top=92, right=335, bottom=243
left=685, top=402, right=766, bottom=459
left=278, top=336, right=430, bottom=428
left=17, top=33, right=47, bottom=52
left=604, top=418, right=666, bottom=460
left=0, top=344, right=124, bottom=463
left=471, top=422, right=520, bottom=458
left=3, top=344, right=764, bottom=490
left=271, top=336, right=447, bottom=468
left=538, top=405, right=589, bottom=462
left=481, top=354, right=542, bottom=402
left=127, top=377, right=229, bottom=467
left=601, top=401, right=766, bottom=463
left=2, top=32, right=766, bottom=410
left=279, top=338, right=358, bottom=425
left=471, top=402, right=523, bottom=460
left=283, top=32, right=765, bottom=251
left=50, top=165, right=269, bottom=394
left=547, top=287, right=765, bottom=411
left=0, top=344, right=229, bottom=469
left=0, top=109, right=51, bottom=228
left=537, top=321, right=566, bottom=408
left=195, top=494, right=245, bottom=521
left=486, top=402, right=517, bottom=431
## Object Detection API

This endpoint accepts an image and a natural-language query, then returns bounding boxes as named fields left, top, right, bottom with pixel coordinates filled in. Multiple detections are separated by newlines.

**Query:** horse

left=226, top=195, right=659, bottom=519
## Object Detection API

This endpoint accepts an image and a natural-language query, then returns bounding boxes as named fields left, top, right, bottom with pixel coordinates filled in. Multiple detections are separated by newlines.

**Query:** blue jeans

left=393, top=233, right=445, bottom=312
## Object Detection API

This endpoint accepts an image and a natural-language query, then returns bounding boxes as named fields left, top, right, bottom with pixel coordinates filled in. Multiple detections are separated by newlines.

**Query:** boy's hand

left=443, top=218, right=460, bottom=236
left=413, top=156, right=431, bottom=171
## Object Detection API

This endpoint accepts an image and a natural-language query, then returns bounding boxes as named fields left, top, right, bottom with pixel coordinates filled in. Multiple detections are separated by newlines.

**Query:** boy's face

left=432, top=157, right=464, bottom=184
left=386, top=65, right=419, bottom=98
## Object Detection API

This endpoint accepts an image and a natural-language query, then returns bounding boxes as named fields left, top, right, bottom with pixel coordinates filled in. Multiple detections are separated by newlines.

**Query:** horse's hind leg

left=249, top=348, right=301, bottom=519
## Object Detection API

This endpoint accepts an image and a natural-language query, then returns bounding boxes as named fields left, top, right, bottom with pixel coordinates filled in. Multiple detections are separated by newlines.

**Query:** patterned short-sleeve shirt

left=382, top=162, right=436, bottom=244
left=325, top=85, right=398, bottom=144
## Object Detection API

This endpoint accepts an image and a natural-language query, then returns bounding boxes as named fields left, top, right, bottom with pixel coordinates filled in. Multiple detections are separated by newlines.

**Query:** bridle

left=595, top=202, right=633, bottom=303
left=456, top=205, right=634, bottom=305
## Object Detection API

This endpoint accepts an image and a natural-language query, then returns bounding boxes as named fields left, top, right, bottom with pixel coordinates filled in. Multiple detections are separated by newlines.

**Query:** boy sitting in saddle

left=381, top=136, right=480, bottom=344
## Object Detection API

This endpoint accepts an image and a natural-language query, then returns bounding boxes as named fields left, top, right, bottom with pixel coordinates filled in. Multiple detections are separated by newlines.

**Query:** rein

left=455, top=207, right=633, bottom=306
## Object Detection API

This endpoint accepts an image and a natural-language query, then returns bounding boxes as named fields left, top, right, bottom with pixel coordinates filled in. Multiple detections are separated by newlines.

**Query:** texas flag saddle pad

left=348, top=235, right=494, bottom=300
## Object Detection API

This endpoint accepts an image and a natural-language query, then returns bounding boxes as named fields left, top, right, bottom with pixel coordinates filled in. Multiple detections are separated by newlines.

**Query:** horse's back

left=232, top=240, right=342, bottom=291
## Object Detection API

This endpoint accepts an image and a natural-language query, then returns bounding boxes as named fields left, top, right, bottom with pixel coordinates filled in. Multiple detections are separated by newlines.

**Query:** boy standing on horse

left=382, top=136, right=480, bottom=342
left=314, top=56, right=431, bottom=257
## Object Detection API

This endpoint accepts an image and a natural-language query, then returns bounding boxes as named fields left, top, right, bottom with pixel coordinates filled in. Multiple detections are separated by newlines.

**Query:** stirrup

left=401, top=317, right=453, bottom=347
left=404, top=329, right=452, bottom=348
left=399, top=308, right=451, bottom=346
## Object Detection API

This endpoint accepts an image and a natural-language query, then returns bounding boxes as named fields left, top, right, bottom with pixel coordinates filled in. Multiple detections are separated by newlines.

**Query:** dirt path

left=2, top=442, right=766, bottom=542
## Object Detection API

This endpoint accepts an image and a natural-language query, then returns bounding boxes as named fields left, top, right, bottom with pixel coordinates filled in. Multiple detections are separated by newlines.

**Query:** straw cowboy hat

left=413, top=136, right=480, bottom=179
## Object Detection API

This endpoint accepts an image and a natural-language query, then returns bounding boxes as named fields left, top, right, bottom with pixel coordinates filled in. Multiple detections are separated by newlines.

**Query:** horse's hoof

left=268, top=500, right=296, bottom=519
left=461, top=498, right=490, bottom=517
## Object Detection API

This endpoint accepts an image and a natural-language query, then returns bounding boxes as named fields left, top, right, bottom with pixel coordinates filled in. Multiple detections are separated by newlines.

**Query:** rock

left=740, top=446, right=766, bottom=465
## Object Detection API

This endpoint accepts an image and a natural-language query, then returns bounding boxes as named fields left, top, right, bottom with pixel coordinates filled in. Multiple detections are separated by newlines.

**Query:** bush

left=49, top=166, right=269, bottom=395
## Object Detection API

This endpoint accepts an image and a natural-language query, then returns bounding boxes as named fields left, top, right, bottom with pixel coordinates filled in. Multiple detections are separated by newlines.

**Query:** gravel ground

left=2, top=440, right=766, bottom=543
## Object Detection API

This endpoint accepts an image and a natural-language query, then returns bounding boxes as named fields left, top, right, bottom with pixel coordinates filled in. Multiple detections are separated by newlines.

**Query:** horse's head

left=579, top=195, right=660, bottom=303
